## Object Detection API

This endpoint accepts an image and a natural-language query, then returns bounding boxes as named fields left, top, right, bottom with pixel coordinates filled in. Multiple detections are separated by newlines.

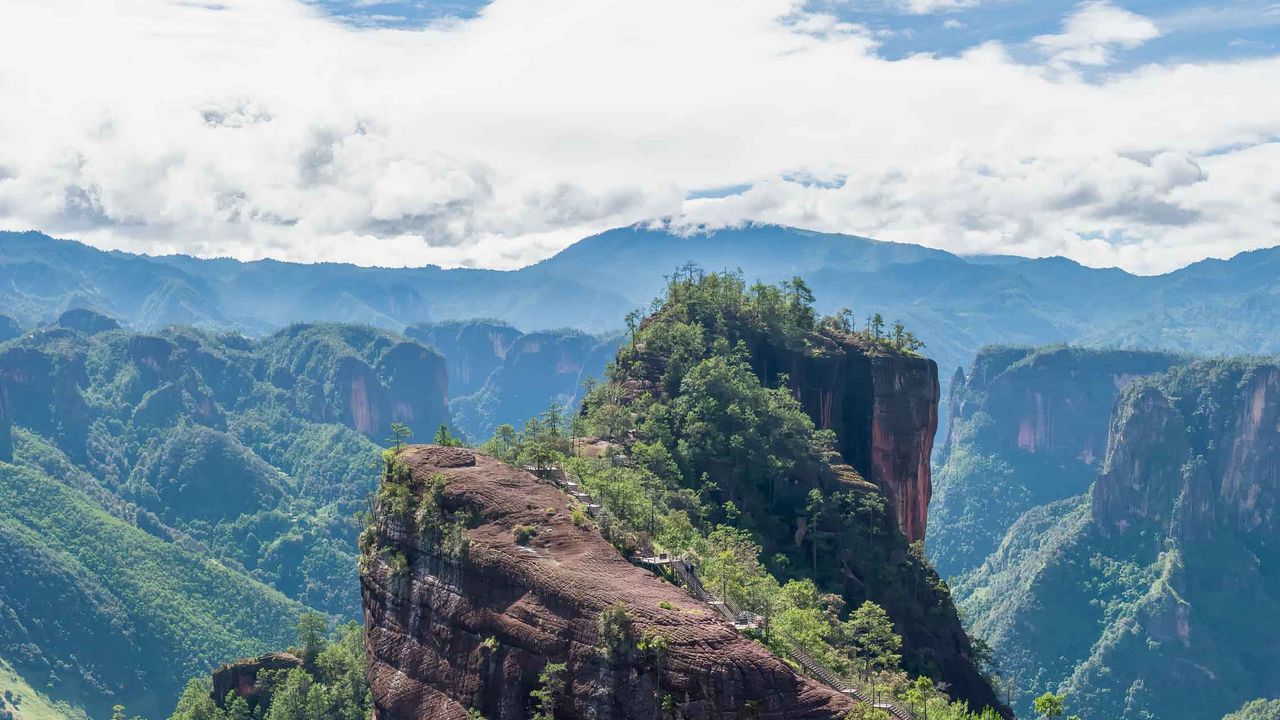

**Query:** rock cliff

left=443, top=327, right=623, bottom=442
left=1094, top=361, right=1280, bottom=540
left=931, top=346, right=1181, bottom=577
left=719, top=331, right=938, bottom=543
left=405, top=320, right=523, bottom=398
left=362, top=446, right=856, bottom=720
left=261, top=324, right=449, bottom=439
left=956, top=357, right=1280, bottom=720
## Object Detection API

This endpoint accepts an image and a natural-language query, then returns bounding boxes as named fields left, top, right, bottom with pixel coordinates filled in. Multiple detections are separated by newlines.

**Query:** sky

left=0, top=0, right=1277, bottom=273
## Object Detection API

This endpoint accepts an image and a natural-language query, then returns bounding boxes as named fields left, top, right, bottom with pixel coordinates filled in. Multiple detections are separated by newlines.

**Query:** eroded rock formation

left=931, top=346, right=1182, bottom=577
left=700, top=331, right=939, bottom=543
left=362, top=446, right=856, bottom=720
left=1094, top=363, right=1280, bottom=539
left=211, top=653, right=302, bottom=709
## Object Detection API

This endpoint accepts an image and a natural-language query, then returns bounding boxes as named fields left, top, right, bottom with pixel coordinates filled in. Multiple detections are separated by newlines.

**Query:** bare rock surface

left=363, top=445, right=856, bottom=720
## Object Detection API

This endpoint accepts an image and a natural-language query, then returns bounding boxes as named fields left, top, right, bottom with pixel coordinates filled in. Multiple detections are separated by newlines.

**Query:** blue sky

left=1, top=0, right=1278, bottom=273
left=313, top=0, right=1279, bottom=66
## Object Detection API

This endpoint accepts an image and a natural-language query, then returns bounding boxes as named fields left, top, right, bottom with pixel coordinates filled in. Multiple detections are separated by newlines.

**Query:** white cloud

left=899, top=0, right=981, bottom=15
left=0, top=0, right=1276, bottom=274
left=1034, top=1, right=1161, bottom=67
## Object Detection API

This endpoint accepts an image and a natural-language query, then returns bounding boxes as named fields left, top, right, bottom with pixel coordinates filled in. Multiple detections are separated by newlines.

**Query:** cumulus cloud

left=1034, top=1, right=1161, bottom=67
left=0, top=0, right=1276, bottom=273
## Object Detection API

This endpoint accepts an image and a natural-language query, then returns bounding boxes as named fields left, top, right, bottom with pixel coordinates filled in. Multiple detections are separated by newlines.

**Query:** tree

left=169, top=678, right=224, bottom=720
left=892, top=320, right=906, bottom=350
left=263, top=669, right=313, bottom=720
left=1033, top=692, right=1066, bottom=719
left=434, top=423, right=463, bottom=447
left=868, top=313, right=885, bottom=340
left=297, top=612, right=328, bottom=666
left=387, top=422, right=412, bottom=450
left=846, top=601, right=902, bottom=681
left=805, top=488, right=830, bottom=575
left=530, top=662, right=566, bottom=720
left=597, top=602, right=635, bottom=661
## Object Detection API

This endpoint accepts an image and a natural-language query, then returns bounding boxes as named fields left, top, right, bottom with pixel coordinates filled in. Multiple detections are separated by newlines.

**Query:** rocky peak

left=361, top=445, right=857, bottom=720
left=1094, top=361, right=1280, bottom=540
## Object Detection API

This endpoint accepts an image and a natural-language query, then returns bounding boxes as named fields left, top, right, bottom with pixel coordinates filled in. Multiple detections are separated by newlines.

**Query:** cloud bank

left=0, top=0, right=1276, bottom=272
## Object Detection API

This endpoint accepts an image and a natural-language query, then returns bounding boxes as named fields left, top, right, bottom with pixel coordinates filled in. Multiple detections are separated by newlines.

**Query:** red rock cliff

left=747, top=337, right=939, bottom=543
left=868, top=356, right=938, bottom=543
left=362, top=446, right=856, bottom=720
left=1094, top=363, right=1280, bottom=539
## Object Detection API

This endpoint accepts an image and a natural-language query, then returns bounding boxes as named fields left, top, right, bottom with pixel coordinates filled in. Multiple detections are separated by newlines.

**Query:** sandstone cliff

left=931, top=346, right=1181, bottom=577
left=406, top=320, right=522, bottom=398
left=440, top=326, right=623, bottom=442
left=711, top=331, right=938, bottom=543
left=956, top=357, right=1280, bottom=720
left=261, top=324, right=449, bottom=439
left=362, top=446, right=856, bottom=720
left=1094, top=361, right=1280, bottom=539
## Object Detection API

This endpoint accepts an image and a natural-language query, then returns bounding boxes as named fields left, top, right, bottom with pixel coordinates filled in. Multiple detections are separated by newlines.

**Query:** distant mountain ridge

left=5, top=225, right=1279, bottom=402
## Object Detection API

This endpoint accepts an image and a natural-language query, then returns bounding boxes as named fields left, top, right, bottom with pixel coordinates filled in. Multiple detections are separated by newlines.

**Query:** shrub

left=513, top=525, right=537, bottom=545
left=597, top=602, right=635, bottom=660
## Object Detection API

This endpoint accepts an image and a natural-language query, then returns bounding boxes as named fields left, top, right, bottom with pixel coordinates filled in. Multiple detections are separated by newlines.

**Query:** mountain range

left=5, top=224, right=1280, bottom=385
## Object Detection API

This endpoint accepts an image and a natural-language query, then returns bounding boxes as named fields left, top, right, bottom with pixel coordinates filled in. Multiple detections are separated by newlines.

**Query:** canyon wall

left=930, top=346, right=1181, bottom=577
left=1094, top=362, right=1280, bottom=540
left=956, top=357, right=1280, bottom=720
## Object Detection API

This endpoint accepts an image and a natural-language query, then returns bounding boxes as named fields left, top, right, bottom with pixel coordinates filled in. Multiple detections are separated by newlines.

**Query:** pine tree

left=847, top=601, right=902, bottom=681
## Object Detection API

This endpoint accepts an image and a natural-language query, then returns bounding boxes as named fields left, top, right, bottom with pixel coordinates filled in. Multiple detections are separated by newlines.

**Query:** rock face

left=868, top=357, right=938, bottom=543
left=406, top=320, right=523, bottom=398
left=738, top=334, right=938, bottom=542
left=262, top=324, right=449, bottom=439
left=362, top=446, right=856, bottom=720
left=955, top=357, right=1280, bottom=720
left=211, top=653, right=302, bottom=709
left=930, top=346, right=1181, bottom=577
left=1094, top=362, right=1280, bottom=540
left=442, top=326, right=623, bottom=441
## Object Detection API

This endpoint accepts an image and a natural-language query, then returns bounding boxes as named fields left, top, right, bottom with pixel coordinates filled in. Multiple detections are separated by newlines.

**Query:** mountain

left=0, top=320, right=449, bottom=717
left=5, top=226, right=1280, bottom=401
left=405, top=320, right=623, bottom=441
left=954, top=357, right=1280, bottom=720
left=930, top=346, right=1184, bottom=578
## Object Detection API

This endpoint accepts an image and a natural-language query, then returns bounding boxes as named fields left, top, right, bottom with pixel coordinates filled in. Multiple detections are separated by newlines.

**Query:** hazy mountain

left=5, top=224, right=1279, bottom=425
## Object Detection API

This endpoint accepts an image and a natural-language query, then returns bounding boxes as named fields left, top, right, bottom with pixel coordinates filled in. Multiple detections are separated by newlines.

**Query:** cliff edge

left=361, top=445, right=857, bottom=720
